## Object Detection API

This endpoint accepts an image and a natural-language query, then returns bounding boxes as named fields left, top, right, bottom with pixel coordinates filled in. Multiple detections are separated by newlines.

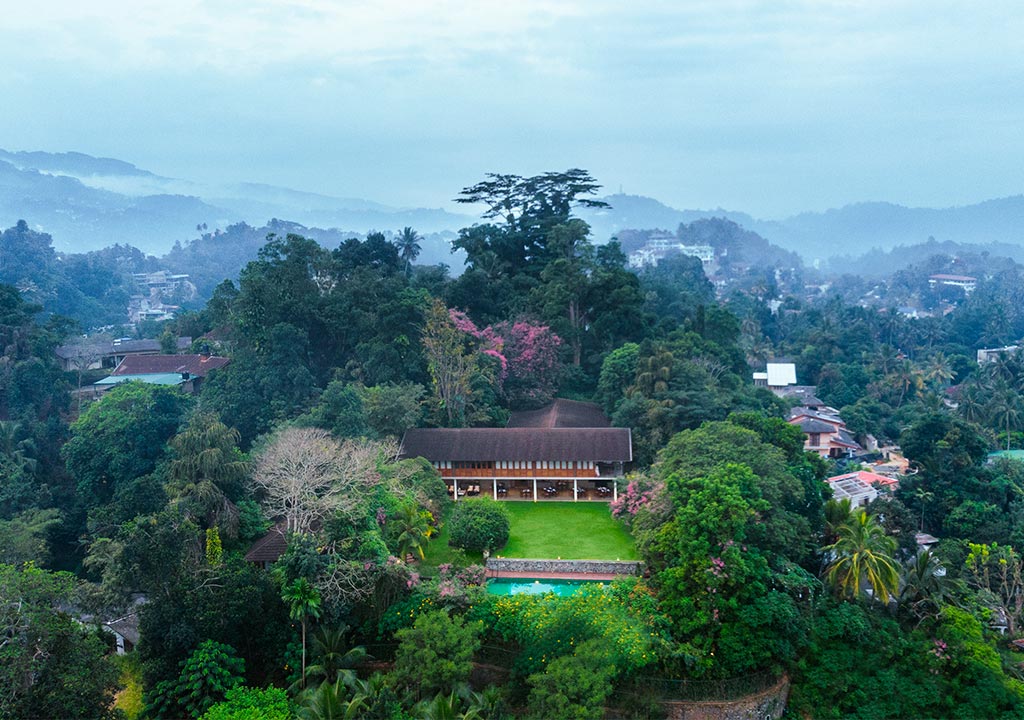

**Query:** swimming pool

left=486, top=578, right=606, bottom=596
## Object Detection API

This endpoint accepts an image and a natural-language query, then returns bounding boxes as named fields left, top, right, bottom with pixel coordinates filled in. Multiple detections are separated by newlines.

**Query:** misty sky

left=2, top=1, right=1022, bottom=218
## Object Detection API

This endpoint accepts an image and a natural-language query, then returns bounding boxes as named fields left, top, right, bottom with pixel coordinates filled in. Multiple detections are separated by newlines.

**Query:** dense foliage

left=8, top=167, right=1024, bottom=718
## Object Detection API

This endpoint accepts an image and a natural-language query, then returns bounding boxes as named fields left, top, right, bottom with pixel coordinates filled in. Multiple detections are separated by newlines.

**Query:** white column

left=493, top=479, right=498, bottom=501
left=613, top=480, right=618, bottom=502
left=573, top=478, right=578, bottom=503
left=533, top=477, right=537, bottom=502
left=453, top=478, right=459, bottom=502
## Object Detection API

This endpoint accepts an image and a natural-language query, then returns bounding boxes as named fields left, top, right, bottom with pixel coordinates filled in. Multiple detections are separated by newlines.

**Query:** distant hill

left=0, top=149, right=473, bottom=254
left=580, top=194, right=767, bottom=244
left=581, top=193, right=1024, bottom=264
left=776, top=198, right=1024, bottom=260
left=830, top=237, right=1024, bottom=278
left=4, top=149, right=1023, bottom=263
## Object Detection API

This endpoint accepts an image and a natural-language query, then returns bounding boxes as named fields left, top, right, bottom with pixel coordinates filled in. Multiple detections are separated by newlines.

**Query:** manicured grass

left=422, top=509, right=483, bottom=571
left=499, top=502, right=638, bottom=561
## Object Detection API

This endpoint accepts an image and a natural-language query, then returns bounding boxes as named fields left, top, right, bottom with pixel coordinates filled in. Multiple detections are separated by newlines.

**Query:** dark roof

left=400, top=427, right=632, bottom=462
left=103, top=613, right=140, bottom=645
left=56, top=336, right=191, bottom=359
left=244, top=523, right=288, bottom=564
left=794, top=418, right=837, bottom=434
left=111, top=354, right=230, bottom=377
left=507, top=398, right=611, bottom=428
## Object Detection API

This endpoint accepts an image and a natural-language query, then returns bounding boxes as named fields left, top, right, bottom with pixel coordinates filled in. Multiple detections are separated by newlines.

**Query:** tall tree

left=165, top=413, right=249, bottom=537
left=395, top=227, right=422, bottom=276
left=283, top=578, right=323, bottom=690
left=823, top=510, right=900, bottom=604
left=421, top=299, right=489, bottom=427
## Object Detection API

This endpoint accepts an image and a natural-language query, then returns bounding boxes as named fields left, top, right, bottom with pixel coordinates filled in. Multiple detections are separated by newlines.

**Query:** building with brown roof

left=399, top=400, right=631, bottom=503
left=244, top=523, right=288, bottom=570
left=110, top=353, right=230, bottom=379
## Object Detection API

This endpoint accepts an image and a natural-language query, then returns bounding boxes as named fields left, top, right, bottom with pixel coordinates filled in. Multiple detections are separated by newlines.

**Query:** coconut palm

left=395, top=502, right=434, bottom=561
left=395, top=226, right=422, bottom=275
left=823, top=509, right=901, bottom=604
left=923, top=352, right=954, bottom=390
left=899, top=550, right=961, bottom=623
left=823, top=497, right=853, bottom=544
left=283, top=578, right=323, bottom=689
left=957, top=385, right=986, bottom=423
left=987, top=390, right=1023, bottom=451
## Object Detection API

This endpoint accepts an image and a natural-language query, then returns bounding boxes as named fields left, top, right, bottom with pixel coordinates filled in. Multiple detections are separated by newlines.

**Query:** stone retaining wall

left=486, top=558, right=642, bottom=575
left=661, top=674, right=790, bottom=720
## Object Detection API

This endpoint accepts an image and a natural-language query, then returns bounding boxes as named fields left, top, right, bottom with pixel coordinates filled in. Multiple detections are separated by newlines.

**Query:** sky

left=1, top=1, right=1022, bottom=218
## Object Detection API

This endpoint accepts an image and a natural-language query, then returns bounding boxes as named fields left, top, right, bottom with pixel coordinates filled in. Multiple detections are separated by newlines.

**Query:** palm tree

left=823, top=509, right=901, bottom=604
left=296, top=676, right=368, bottom=720
left=395, top=226, right=422, bottom=275
left=300, top=626, right=368, bottom=689
left=823, top=497, right=853, bottom=544
left=395, top=502, right=434, bottom=561
left=923, top=352, right=954, bottom=391
left=0, top=420, right=37, bottom=475
left=413, top=691, right=466, bottom=720
left=899, top=550, right=960, bottom=623
left=987, top=390, right=1023, bottom=451
left=957, top=385, right=986, bottom=423
left=283, top=578, right=323, bottom=690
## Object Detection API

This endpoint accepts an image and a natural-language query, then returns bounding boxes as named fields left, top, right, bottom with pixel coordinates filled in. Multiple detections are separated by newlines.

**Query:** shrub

left=200, top=687, right=292, bottom=720
left=448, top=498, right=511, bottom=553
left=391, top=609, right=482, bottom=698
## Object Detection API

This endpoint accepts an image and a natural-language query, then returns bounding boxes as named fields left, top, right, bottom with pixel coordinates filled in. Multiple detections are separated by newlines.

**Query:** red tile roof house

left=826, top=471, right=900, bottom=507
left=788, top=407, right=862, bottom=459
left=399, top=399, right=633, bottom=503
left=92, top=353, right=230, bottom=395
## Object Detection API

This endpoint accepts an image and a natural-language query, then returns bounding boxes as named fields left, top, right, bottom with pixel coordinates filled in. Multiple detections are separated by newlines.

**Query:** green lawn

left=422, top=510, right=483, bottom=571
left=499, top=502, right=638, bottom=561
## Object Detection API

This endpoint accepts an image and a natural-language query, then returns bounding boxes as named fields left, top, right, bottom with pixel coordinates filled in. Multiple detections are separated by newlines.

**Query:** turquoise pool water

left=486, top=578, right=606, bottom=596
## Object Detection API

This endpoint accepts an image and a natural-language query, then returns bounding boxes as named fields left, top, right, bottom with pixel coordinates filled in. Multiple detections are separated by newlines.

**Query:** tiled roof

left=399, top=427, right=633, bottom=463
left=111, top=354, right=230, bottom=377
left=244, top=523, right=288, bottom=564
left=507, top=399, right=611, bottom=428
left=103, top=613, right=140, bottom=645
left=794, top=418, right=837, bottom=434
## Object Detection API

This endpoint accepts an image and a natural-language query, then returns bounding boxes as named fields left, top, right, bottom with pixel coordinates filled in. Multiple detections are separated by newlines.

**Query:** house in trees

left=752, top=362, right=798, bottom=392
left=89, top=353, right=230, bottom=396
left=399, top=399, right=632, bottom=502
left=244, top=522, right=288, bottom=570
left=826, top=470, right=900, bottom=508
left=788, top=406, right=861, bottom=459
left=56, top=336, right=193, bottom=371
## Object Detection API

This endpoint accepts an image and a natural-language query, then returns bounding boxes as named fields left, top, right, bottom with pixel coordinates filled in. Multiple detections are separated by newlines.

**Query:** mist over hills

left=0, top=149, right=472, bottom=254
left=2, top=149, right=1023, bottom=264
left=582, top=194, right=1024, bottom=263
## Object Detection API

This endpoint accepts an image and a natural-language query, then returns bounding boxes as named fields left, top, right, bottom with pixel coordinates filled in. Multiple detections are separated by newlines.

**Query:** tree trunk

left=301, top=618, right=307, bottom=689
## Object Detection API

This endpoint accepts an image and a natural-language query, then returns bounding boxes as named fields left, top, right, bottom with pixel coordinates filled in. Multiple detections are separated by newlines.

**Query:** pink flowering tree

left=449, top=309, right=562, bottom=410
left=611, top=476, right=663, bottom=524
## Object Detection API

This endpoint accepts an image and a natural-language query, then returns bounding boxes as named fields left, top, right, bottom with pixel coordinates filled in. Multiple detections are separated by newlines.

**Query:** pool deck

left=486, top=568, right=622, bottom=581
